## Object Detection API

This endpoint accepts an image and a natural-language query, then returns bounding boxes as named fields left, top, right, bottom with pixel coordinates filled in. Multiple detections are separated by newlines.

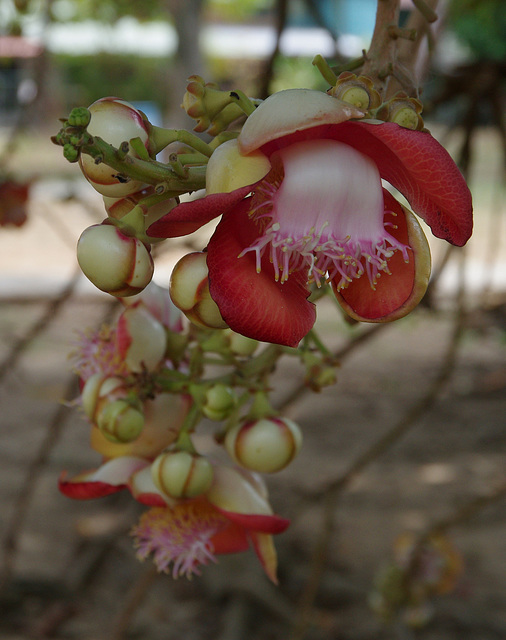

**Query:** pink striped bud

left=79, top=98, right=150, bottom=196
left=116, top=305, right=167, bottom=373
left=169, top=252, right=228, bottom=329
left=151, top=451, right=214, bottom=499
left=77, top=224, right=153, bottom=297
left=225, top=417, right=303, bottom=473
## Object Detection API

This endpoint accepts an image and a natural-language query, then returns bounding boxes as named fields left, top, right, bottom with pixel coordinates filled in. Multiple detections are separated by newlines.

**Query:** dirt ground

left=0, top=127, right=505, bottom=640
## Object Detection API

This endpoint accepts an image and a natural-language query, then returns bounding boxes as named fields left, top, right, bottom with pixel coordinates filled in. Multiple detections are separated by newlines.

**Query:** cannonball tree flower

left=149, top=89, right=473, bottom=347
left=59, top=458, right=289, bottom=583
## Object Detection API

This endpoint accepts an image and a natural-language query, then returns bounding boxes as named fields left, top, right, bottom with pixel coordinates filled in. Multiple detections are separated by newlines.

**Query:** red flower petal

left=58, top=472, right=126, bottom=499
left=216, top=505, right=290, bottom=534
left=206, top=199, right=316, bottom=347
left=333, top=191, right=431, bottom=321
left=262, top=122, right=472, bottom=247
left=210, top=521, right=250, bottom=554
left=147, top=186, right=252, bottom=238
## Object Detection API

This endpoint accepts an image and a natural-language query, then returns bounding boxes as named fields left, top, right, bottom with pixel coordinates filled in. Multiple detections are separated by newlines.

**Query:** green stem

left=312, top=54, right=338, bottom=86
left=81, top=136, right=207, bottom=191
left=229, top=90, right=257, bottom=116
left=149, top=126, right=214, bottom=157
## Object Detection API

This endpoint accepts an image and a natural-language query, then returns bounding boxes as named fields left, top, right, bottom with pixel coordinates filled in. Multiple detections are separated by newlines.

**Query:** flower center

left=131, top=502, right=228, bottom=579
left=241, top=139, right=409, bottom=290
left=71, top=325, right=129, bottom=381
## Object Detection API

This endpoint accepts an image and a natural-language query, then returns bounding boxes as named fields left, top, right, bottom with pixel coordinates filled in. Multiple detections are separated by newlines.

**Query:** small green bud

left=63, top=143, right=79, bottom=163
left=67, top=107, right=91, bottom=128
left=97, top=399, right=145, bottom=443
left=151, top=450, right=214, bottom=499
left=202, top=384, right=236, bottom=421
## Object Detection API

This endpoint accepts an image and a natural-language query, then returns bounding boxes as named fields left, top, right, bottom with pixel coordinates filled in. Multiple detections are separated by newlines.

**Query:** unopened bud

left=81, top=374, right=124, bottom=420
left=77, top=224, right=154, bottom=297
left=151, top=450, right=214, bottom=499
left=96, top=399, right=145, bottom=443
left=103, top=188, right=176, bottom=244
left=225, top=417, right=303, bottom=473
left=79, top=97, right=150, bottom=196
left=170, top=252, right=228, bottom=329
left=226, top=331, right=259, bottom=357
left=117, top=305, right=167, bottom=372
left=202, top=384, right=236, bottom=421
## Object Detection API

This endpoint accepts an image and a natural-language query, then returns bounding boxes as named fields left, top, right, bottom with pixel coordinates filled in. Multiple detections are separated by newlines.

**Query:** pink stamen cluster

left=131, top=504, right=228, bottom=579
left=70, top=324, right=129, bottom=381
left=239, top=139, right=410, bottom=291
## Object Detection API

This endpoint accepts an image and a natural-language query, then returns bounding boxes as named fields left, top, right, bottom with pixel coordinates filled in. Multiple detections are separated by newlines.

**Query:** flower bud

left=225, top=417, right=303, bottom=473
left=116, top=305, right=167, bottom=373
left=170, top=252, right=228, bottom=329
left=329, top=72, right=381, bottom=111
left=151, top=450, right=214, bottom=499
left=202, top=384, right=236, bottom=421
left=103, top=187, right=176, bottom=244
left=81, top=374, right=124, bottom=420
left=226, top=330, right=258, bottom=357
left=77, top=224, right=154, bottom=297
left=96, top=398, right=145, bottom=443
left=79, top=97, right=150, bottom=196
left=375, top=93, right=424, bottom=131
left=182, top=75, right=234, bottom=133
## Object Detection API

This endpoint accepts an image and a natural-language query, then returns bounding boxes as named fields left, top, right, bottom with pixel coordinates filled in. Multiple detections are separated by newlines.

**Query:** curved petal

left=58, top=472, right=125, bottom=500
left=333, top=190, right=431, bottom=322
left=259, top=121, right=472, bottom=247
left=206, top=139, right=271, bottom=194
left=147, top=186, right=252, bottom=238
left=59, top=456, right=150, bottom=500
left=249, top=531, right=279, bottom=584
left=238, top=89, right=365, bottom=154
left=206, top=200, right=316, bottom=347
left=210, top=521, right=251, bottom=554
left=216, top=508, right=290, bottom=534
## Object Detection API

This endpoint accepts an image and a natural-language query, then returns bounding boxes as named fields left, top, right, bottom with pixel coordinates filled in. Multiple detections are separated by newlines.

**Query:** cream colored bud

left=77, top=224, right=154, bottom=297
left=151, top=451, right=214, bottom=499
left=81, top=374, right=124, bottom=420
left=226, top=331, right=259, bottom=357
left=96, top=399, right=145, bottom=443
left=79, top=98, right=149, bottom=197
left=202, top=384, right=236, bottom=421
left=169, top=252, right=228, bottom=329
left=117, top=306, right=167, bottom=372
left=225, top=417, right=303, bottom=473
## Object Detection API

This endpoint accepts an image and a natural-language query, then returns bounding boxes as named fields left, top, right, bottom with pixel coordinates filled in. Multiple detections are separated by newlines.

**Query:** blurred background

left=0, top=1, right=505, bottom=639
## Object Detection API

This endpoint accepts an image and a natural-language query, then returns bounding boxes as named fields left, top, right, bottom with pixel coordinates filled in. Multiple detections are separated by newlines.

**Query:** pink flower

left=59, top=458, right=288, bottom=583
left=149, top=89, right=473, bottom=347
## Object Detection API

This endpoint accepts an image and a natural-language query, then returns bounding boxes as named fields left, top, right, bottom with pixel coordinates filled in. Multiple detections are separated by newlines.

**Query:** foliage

left=52, top=52, right=172, bottom=111
left=447, top=0, right=506, bottom=61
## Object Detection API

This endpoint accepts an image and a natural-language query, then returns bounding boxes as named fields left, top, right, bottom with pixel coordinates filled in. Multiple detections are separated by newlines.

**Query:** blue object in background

left=132, top=101, right=163, bottom=127
left=290, top=0, right=376, bottom=38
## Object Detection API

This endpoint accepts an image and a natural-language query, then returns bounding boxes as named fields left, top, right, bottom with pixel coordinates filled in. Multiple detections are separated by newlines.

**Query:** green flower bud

left=67, top=107, right=91, bottom=128
left=63, top=143, right=79, bottom=163
left=77, top=224, right=154, bottom=297
left=226, top=331, right=259, bottom=357
left=96, top=399, right=145, bottom=443
left=81, top=374, right=124, bottom=420
left=151, top=450, right=214, bottom=499
left=225, top=417, right=303, bottom=473
left=202, top=384, right=236, bottom=421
